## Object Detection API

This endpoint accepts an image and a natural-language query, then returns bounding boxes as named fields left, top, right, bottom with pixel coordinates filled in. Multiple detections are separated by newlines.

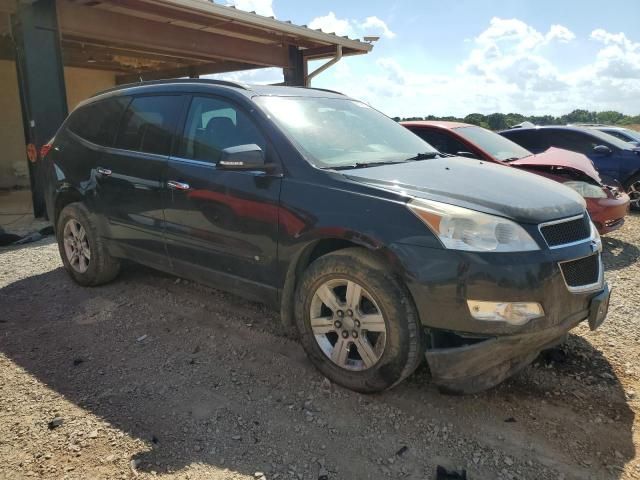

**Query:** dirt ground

left=0, top=215, right=638, bottom=480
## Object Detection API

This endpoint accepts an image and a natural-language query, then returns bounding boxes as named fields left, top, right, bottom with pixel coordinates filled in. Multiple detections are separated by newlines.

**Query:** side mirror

left=218, top=144, right=265, bottom=170
left=593, top=145, right=612, bottom=155
left=456, top=151, right=478, bottom=159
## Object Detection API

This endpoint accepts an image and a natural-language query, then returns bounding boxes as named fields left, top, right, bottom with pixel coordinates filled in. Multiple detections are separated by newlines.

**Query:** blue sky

left=220, top=0, right=640, bottom=117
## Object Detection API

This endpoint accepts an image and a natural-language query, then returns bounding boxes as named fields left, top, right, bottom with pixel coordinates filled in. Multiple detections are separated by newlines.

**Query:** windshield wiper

left=328, top=160, right=408, bottom=170
left=405, top=151, right=441, bottom=161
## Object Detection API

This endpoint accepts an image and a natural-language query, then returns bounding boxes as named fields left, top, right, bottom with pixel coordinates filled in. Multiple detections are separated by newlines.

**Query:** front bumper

left=587, top=191, right=630, bottom=234
left=390, top=240, right=608, bottom=393
left=426, top=285, right=609, bottom=394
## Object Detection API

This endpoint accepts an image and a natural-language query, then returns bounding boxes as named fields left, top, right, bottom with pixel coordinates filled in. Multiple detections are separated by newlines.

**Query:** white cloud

left=225, top=0, right=274, bottom=17
left=308, top=11, right=353, bottom=37
left=546, top=24, right=575, bottom=43
left=359, top=16, right=396, bottom=39
left=308, top=11, right=395, bottom=40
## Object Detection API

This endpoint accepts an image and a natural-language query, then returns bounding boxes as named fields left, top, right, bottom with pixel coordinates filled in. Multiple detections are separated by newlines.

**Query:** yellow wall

left=64, top=67, right=116, bottom=112
left=0, top=63, right=116, bottom=188
left=0, top=59, right=28, bottom=188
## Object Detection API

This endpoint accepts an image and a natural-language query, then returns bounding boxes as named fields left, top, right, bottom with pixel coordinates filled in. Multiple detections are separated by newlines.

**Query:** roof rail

left=92, top=78, right=251, bottom=97
left=308, top=87, right=346, bottom=96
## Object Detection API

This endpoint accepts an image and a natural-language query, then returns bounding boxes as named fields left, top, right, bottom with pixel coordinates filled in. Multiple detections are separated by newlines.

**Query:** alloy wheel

left=309, top=278, right=387, bottom=371
left=628, top=181, right=640, bottom=209
left=63, top=219, right=91, bottom=273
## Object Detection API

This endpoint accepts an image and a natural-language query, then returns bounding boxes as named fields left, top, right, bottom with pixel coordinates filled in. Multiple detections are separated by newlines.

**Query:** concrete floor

left=0, top=189, right=50, bottom=236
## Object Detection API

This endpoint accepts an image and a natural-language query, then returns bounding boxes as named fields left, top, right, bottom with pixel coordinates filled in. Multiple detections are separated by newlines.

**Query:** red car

left=402, top=121, right=630, bottom=234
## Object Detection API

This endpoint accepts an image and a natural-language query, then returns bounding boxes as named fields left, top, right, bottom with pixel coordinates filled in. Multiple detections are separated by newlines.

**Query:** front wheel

left=625, top=174, right=640, bottom=211
left=294, top=248, right=424, bottom=393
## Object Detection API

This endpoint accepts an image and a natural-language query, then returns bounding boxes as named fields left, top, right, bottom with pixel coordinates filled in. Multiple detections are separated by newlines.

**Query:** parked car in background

left=500, top=125, right=640, bottom=210
left=42, top=80, right=610, bottom=395
left=580, top=125, right=640, bottom=147
left=402, top=121, right=630, bottom=233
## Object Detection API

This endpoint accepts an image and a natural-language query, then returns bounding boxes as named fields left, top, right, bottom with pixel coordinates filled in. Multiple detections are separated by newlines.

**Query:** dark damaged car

left=42, top=80, right=610, bottom=394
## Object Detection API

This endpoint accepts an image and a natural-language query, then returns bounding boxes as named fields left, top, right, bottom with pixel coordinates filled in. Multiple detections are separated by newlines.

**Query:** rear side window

left=178, top=96, right=266, bottom=164
left=66, top=97, right=129, bottom=146
left=115, top=96, right=184, bottom=156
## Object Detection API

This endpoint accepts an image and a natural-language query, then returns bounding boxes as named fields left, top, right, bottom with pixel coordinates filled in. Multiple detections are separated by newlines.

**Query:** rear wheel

left=626, top=174, right=640, bottom=211
left=295, top=248, right=424, bottom=393
left=56, top=203, right=120, bottom=286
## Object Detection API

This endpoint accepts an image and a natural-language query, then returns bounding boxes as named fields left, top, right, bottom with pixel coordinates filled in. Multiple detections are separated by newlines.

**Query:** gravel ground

left=0, top=215, right=639, bottom=480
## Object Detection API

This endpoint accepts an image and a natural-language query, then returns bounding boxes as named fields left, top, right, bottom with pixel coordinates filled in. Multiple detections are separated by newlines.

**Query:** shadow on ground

left=0, top=264, right=635, bottom=479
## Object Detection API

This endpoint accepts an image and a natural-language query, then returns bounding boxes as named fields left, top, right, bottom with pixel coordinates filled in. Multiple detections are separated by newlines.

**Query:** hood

left=509, top=147, right=602, bottom=184
left=343, top=157, right=585, bottom=224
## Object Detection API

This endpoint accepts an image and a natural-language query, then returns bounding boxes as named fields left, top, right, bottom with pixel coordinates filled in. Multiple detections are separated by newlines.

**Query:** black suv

left=43, top=80, right=610, bottom=394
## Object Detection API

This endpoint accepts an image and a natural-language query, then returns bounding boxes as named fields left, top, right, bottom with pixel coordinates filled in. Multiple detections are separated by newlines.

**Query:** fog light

left=467, top=301, right=544, bottom=325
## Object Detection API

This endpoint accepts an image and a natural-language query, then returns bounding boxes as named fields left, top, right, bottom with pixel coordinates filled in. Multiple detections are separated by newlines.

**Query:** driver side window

left=179, top=96, right=266, bottom=164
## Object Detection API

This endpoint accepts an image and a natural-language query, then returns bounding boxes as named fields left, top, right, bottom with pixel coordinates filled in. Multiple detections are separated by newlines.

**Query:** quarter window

left=115, top=96, right=184, bottom=156
left=66, top=97, right=130, bottom=146
left=179, top=96, right=266, bottom=164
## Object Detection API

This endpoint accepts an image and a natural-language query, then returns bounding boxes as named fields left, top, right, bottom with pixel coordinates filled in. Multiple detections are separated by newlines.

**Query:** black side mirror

left=218, top=144, right=265, bottom=170
left=456, top=151, right=478, bottom=159
left=593, top=145, right=612, bottom=155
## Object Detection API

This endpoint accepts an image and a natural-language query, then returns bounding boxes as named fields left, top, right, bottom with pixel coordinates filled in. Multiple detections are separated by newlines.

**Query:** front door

left=163, top=95, right=282, bottom=304
left=96, top=95, right=186, bottom=268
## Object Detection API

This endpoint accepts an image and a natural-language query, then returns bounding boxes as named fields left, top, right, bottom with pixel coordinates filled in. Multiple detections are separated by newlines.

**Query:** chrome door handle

left=167, top=180, right=191, bottom=191
left=97, top=167, right=112, bottom=176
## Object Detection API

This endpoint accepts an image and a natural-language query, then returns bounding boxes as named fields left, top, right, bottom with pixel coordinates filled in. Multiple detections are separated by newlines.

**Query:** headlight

left=407, top=198, right=539, bottom=252
left=563, top=181, right=607, bottom=199
left=467, top=301, right=544, bottom=325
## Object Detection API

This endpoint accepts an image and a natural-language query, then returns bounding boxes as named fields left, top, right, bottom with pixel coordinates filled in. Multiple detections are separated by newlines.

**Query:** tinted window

left=542, top=129, right=625, bottom=154
left=602, top=130, right=631, bottom=142
left=501, top=130, right=547, bottom=153
left=115, top=96, right=184, bottom=156
left=179, top=96, right=266, bottom=164
left=455, top=126, right=532, bottom=161
left=67, top=97, right=129, bottom=146
left=412, top=129, right=469, bottom=155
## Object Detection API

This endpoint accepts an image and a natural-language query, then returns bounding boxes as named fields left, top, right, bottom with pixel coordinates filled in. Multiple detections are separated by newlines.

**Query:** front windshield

left=455, top=125, right=532, bottom=161
left=255, top=96, right=437, bottom=168
left=586, top=128, right=634, bottom=149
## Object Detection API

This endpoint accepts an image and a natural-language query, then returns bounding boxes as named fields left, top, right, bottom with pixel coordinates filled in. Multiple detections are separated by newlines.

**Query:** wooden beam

left=98, top=0, right=305, bottom=46
left=115, top=60, right=262, bottom=85
left=57, top=0, right=289, bottom=68
left=302, top=45, right=364, bottom=60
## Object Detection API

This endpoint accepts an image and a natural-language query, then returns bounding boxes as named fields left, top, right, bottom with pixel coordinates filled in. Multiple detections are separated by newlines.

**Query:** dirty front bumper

left=426, top=285, right=610, bottom=394
left=390, top=240, right=609, bottom=394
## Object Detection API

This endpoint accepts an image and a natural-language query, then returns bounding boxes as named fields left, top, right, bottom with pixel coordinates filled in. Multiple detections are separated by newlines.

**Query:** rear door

left=96, top=95, right=187, bottom=267
left=163, top=94, right=282, bottom=303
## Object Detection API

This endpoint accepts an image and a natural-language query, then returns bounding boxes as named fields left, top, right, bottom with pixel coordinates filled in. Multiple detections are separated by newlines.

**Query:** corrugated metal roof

left=159, top=0, right=373, bottom=53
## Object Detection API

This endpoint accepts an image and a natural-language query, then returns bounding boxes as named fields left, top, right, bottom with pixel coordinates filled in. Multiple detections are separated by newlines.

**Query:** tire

left=625, top=174, right=640, bottom=211
left=56, top=202, right=120, bottom=286
left=294, top=247, right=424, bottom=393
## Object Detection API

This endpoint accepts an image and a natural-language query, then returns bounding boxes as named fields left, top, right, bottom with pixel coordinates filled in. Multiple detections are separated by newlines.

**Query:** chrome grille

left=540, top=214, right=591, bottom=248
